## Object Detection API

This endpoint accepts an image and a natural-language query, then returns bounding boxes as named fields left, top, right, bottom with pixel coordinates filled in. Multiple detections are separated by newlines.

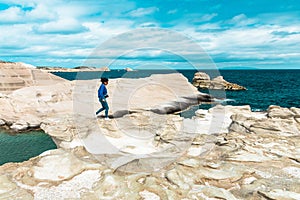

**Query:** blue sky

left=0, top=0, right=300, bottom=69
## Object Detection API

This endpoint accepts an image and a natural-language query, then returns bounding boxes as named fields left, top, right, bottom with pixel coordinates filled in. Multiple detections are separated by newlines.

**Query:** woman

left=96, top=77, right=110, bottom=120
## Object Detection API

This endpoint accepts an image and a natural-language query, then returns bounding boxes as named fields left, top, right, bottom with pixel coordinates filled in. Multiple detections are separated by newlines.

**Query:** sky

left=0, top=0, right=300, bottom=69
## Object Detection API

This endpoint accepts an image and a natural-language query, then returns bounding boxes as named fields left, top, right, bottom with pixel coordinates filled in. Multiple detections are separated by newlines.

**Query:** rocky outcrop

left=229, top=105, right=300, bottom=136
left=193, top=72, right=246, bottom=90
left=0, top=61, right=65, bottom=94
left=1, top=105, right=300, bottom=199
left=124, top=67, right=134, bottom=71
left=0, top=73, right=212, bottom=132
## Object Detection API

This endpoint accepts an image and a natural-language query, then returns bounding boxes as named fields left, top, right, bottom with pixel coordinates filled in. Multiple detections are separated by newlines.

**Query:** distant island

left=37, top=65, right=110, bottom=72
left=219, top=66, right=260, bottom=70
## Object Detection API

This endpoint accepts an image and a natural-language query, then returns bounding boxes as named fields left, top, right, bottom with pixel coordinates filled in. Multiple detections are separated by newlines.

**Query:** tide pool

left=0, top=129, right=57, bottom=165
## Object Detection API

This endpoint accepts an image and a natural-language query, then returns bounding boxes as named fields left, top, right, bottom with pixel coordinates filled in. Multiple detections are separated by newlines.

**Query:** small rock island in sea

left=0, top=61, right=299, bottom=199
left=193, top=71, right=247, bottom=90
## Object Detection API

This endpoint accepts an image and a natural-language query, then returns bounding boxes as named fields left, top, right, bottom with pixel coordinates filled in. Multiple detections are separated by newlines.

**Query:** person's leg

left=103, top=101, right=109, bottom=118
left=96, top=107, right=105, bottom=115
left=96, top=98, right=106, bottom=115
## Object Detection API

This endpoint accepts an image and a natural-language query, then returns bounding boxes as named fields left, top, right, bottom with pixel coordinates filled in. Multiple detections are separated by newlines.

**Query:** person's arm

left=98, top=85, right=105, bottom=99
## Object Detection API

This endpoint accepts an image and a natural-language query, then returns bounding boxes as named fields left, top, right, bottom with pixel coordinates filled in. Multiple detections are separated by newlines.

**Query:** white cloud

left=1, top=0, right=300, bottom=68
left=0, top=7, right=24, bottom=23
left=26, top=4, right=57, bottom=21
left=33, top=18, right=89, bottom=34
left=228, top=14, right=257, bottom=26
left=196, top=22, right=222, bottom=31
left=0, top=3, right=58, bottom=23
left=199, top=13, right=218, bottom=22
left=0, top=0, right=38, bottom=7
left=139, top=22, right=159, bottom=27
left=177, top=15, right=300, bottom=67
left=128, top=7, right=159, bottom=17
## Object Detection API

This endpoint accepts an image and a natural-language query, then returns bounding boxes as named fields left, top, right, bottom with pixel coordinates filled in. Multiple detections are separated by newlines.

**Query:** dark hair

left=101, top=77, right=108, bottom=83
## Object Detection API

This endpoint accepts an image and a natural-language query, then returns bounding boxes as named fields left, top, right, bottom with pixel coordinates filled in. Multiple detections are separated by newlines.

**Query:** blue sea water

left=0, top=129, right=57, bottom=165
left=53, top=69, right=300, bottom=111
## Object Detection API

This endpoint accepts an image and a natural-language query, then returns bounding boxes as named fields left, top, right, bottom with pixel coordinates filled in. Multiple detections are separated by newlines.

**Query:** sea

left=1, top=69, right=299, bottom=165
left=0, top=130, right=56, bottom=165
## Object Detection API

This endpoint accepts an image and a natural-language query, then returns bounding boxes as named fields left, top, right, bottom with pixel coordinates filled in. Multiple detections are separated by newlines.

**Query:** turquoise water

left=0, top=129, right=57, bottom=165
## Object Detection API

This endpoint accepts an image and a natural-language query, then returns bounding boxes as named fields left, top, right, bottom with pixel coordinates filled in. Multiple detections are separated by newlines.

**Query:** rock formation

left=0, top=64, right=299, bottom=199
left=193, top=72, right=246, bottom=90
left=0, top=61, right=65, bottom=94
left=1, top=105, right=299, bottom=199
left=124, top=67, right=134, bottom=71
left=0, top=73, right=212, bottom=132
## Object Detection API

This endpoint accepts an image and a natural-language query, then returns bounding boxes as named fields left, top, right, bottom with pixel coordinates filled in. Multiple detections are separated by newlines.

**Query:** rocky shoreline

left=1, top=104, right=299, bottom=199
left=0, top=63, right=299, bottom=199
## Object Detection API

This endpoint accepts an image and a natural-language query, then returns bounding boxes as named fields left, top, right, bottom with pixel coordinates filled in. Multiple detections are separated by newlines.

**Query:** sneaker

left=104, top=117, right=111, bottom=121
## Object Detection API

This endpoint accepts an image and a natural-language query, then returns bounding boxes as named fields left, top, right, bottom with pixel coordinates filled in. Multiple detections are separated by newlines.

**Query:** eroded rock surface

left=1, top=105, right=300, bottom=199
left=0, top=73, right=212, bottom=132
left=0, top=61, right=65, bottom=94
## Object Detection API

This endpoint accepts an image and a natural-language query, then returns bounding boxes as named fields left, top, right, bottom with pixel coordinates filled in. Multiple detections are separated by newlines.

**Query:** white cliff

left=0, top=61, right=65, bottom=94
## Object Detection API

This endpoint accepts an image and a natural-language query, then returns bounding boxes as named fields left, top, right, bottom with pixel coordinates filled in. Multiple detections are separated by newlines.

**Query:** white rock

left=194, top=109, right=208, bottom=118
left=139, top=190, right=160, bottom=200
left=242, top=177, right=257, bottom=185
left=259, top=189, right=300, bottom=200
left=34, top=170, right=101, bottom=200
left=10, top=120, right=28, bottom=131
left=191, top=185, right=238, bottom=200
left=32, top=149, right=101, bottom=181
left=283, top=167, right=300, bottom=179
left=124, top=67, right=134, bottom=72
left=193, top=72, right=210, bottom=80
left=291, top=107, right=300, bottom=117
left=267, top=105, right=295, bottom=119
left=166, top=169, right=190, bottom=190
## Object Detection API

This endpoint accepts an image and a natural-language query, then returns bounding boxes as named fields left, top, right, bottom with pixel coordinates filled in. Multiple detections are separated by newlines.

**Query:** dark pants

left=96, top=98, right=109, bottom=117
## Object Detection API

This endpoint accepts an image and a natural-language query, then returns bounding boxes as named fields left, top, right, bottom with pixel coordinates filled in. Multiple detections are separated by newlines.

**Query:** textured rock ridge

left=0, top=61, right=65, bottom=94
left=0, top=105, right=300, bottom=199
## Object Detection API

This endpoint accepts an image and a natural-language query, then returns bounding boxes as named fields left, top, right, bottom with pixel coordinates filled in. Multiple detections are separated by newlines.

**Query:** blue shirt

left=98, top=84, right=107, bottom=99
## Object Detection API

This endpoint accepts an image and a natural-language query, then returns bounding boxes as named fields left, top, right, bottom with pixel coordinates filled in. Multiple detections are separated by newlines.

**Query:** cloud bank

left=0, top=0, right=300, bottom=69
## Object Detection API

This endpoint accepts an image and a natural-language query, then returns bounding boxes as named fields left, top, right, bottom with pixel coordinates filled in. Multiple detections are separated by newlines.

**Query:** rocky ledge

left=0, top=61, right=66, bottom=94
left=193, top=72, right=246, bottom=90
left=0, top=105, right=299, bottom=199
left=0, top=73, right=212, bottom=132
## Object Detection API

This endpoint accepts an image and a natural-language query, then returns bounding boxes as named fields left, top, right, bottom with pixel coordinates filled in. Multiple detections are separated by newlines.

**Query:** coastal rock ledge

left=193, top=72, right=246, bottom=90
left=0, top=105, right=300, bottom=199
left=0, top=62, right=299, bottom=199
